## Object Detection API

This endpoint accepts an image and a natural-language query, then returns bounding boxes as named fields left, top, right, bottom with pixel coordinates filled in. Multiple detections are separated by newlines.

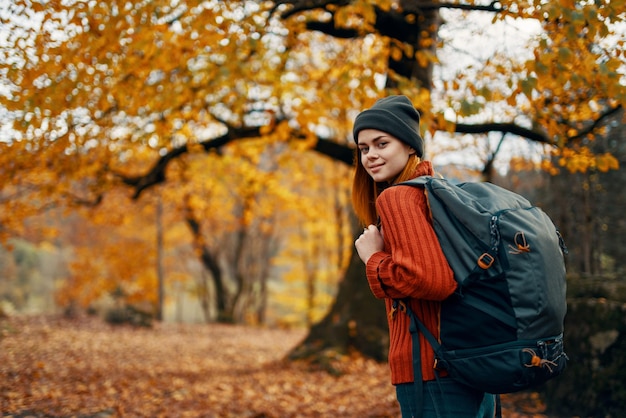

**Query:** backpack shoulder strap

left=399, top=175, right=432, bottom=188
left=396, top=299, right=444, bottom=418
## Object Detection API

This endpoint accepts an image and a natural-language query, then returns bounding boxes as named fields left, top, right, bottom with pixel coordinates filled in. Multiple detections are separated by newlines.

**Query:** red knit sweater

left=365, top=161, right=457, bottom=384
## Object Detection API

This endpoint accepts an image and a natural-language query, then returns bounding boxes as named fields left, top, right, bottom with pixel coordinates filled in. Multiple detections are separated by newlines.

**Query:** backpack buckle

left=389, top=299, right=407, bottom=320
left=477, top=253, right=495, bottom=269
left=433, top=358, right=448, bottom=371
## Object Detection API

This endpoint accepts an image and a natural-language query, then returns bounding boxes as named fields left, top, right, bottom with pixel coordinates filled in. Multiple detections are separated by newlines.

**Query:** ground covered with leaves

left=1, top=315, right=550, bottom=417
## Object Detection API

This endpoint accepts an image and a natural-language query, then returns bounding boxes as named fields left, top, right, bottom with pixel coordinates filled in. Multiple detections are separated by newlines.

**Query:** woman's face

left=357, top=129, right=415, bottom=183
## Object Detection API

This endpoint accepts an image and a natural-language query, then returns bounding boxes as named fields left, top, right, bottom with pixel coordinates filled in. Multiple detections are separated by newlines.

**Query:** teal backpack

left=396, top=176, right=568, bottom=407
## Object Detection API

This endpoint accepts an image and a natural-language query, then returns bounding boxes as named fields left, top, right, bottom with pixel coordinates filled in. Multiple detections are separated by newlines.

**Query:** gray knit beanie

left=353, top=95, right=424, bottom=157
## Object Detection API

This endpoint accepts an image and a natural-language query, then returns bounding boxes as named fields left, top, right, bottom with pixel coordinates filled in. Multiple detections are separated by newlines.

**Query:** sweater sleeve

left=365, top=184, right=457, bottom=301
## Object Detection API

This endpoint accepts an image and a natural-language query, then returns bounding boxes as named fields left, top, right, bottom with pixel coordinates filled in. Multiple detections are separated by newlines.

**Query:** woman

left=352, top=95, right=496, bottom=418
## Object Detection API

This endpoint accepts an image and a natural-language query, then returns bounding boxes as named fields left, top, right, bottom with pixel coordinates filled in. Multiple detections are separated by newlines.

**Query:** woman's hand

left=355, top=224, right=384, bottom=264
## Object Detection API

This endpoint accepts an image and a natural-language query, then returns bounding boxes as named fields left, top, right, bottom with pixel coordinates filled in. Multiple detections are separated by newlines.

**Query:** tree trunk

left=289, top=218, right=389, bottom=362
left=289, top=3, right=440, bottom=363
left=541, top=276, right=626, bottom=417
left=156, top=197, right=165, bottom=321
left=184, top=197, right=232, bottom=323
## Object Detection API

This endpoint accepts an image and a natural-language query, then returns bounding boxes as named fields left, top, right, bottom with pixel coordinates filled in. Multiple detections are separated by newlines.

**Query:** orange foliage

left=433, top=0, right=625, bottom=165
left=1, top=0, right=624, bottom=321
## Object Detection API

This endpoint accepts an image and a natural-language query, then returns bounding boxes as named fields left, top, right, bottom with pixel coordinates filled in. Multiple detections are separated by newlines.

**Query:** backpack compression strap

left=393, top=299, right=443, bottom=418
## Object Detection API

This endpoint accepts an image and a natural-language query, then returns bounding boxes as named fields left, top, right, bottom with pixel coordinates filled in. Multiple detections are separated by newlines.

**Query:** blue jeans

left=396, top=379, right=496, bottom=418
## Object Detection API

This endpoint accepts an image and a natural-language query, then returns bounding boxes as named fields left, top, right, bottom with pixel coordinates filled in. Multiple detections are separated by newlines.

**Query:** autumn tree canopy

left=1, top=0, right=625, bottom=324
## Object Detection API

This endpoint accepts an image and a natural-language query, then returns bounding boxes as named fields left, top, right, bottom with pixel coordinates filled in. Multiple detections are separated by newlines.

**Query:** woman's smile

left=358, top=129, right=414, bottom=183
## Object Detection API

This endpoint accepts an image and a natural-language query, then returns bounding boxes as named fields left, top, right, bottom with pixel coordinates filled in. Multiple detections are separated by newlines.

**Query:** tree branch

left=121, top=105, right=621, bottom=199
left=312, top=137, right=354, bottom=165
left=120, top=125, right=262, bottom=199
left=121, top=119, right=544, bottom=199
left=272, top=0, right=350, bottom=20
left=305, top=21, right=359, bottom=38
left=274, top=0, right=503, bottom=19
left=454, top=122, right=552, bottom=144
left=401, top=1, right=503, bottom=13
left=569, top=104, right=623, bottom=142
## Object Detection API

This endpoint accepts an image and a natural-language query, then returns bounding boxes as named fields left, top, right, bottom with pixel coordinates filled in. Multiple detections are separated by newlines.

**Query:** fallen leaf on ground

left=0, top=315, right=550, bottom=417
